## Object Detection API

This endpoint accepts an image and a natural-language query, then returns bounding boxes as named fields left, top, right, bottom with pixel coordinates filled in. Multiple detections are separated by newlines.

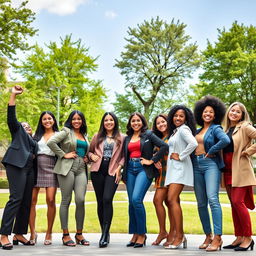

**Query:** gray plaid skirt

left=35, top=154, right=58, bottom=188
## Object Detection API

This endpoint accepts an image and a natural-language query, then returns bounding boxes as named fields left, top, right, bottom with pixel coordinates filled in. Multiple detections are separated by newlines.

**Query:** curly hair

left=152, top=114, right=168, bottom=138
left=167, top=105, right=196, bottom=136
left=194, top=95, right=226, bottom=127
left=126, top=112, right=148, bottom=136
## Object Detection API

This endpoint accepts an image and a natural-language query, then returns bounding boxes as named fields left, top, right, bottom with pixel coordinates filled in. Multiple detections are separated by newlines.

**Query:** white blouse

left=37, top=136, right=55, bottom=156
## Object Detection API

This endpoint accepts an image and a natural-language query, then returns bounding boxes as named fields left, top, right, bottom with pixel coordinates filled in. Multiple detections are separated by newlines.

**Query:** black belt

left=130, top=158, right=141, bottom=162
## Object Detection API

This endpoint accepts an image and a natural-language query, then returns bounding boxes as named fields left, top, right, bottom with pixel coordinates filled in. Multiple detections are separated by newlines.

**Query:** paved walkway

left=0, top=233, right=255, bottom=256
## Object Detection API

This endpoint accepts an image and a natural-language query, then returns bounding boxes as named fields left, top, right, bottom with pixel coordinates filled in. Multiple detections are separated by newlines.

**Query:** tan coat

left=232, top=121, right=256, bottom=187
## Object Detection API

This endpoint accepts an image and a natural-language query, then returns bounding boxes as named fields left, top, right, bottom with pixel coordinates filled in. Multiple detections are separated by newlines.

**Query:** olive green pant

left=57, top=157, right=87, bottom=230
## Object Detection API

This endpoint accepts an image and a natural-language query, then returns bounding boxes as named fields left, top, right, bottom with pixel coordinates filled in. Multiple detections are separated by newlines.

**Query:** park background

left=0, top=0, right=256, bottom=234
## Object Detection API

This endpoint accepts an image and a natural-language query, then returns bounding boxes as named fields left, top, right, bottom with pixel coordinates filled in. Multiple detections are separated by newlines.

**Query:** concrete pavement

left=0, top=233, right=255, bottom=256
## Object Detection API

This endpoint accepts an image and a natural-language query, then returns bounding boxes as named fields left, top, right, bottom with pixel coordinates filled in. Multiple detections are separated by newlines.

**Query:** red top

left=128, top=140, right=141, bottom=158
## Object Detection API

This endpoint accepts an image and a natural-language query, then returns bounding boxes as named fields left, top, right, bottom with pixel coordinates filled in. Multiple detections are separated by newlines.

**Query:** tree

left=0, top=0, right=37, bottom=60
left=192, top=22, right=256, bottom=123
left=115, top=17, right=201, bottom=120
left=113, top=90, right=144, bottom=132
left=16, top=35, right=106, bottom=136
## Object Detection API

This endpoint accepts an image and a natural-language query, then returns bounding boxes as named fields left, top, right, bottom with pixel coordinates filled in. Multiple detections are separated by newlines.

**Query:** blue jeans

left=126, top=160, right=153, bottom=234
left=193, top=155, right=222, bottom=235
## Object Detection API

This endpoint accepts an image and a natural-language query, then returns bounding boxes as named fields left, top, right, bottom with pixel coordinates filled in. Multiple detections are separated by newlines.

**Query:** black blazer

left=122, top=130, right=168, bottom=182
left=2, top=105, right=38, bottom=169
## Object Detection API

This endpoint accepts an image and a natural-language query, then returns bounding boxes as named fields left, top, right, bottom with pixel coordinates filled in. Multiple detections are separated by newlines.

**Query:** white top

left=165, top=124, right=198, bottom=187
left=38, top=136, right=55, bottom=156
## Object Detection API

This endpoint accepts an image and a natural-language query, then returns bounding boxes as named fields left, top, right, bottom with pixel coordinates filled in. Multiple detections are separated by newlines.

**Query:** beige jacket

left=47, top=127, right=89, bottom=176
left=232, top=121, right=256, bottom=187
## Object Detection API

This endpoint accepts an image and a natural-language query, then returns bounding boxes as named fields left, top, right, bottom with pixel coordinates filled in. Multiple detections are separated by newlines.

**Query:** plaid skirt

left=35, top=154, right=58, bottom=188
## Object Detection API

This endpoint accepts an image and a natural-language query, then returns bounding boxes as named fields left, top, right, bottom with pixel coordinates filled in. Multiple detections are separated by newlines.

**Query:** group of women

left=0, top=85, right=255, bottom=252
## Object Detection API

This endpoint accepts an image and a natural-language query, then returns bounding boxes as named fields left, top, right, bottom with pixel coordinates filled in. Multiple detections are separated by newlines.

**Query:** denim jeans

left=193, top=155, right=222, bottom=235
left=126, top=160, right=153, bottom=234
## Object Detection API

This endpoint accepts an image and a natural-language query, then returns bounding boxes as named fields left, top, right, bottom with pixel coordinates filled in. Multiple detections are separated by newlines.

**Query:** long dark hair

left=64, top=110, right=87, bottom=134
left=126, top=112, right=148, bottom=136
left=96, top=112, right=121, bottom=148
left=34, top=111, right=59, bottom=141
left=167, top=105, right=196, bottom=136
left=152, top=114, right=168, bottom=138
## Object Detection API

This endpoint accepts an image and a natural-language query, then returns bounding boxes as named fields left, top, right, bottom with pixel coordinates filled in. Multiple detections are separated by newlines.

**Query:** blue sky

left=12, top=0, right=256, bottom=105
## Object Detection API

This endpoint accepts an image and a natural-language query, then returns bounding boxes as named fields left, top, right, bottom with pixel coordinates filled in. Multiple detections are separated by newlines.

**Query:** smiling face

left=228, top=104, right=243, bottom=124
left=41, top=113, right=54, bottom=130
left=202, top=106, right=215, bottom=124
left=156, top=116, right=168, bottom=134
left=104, top=114, right=115, bottom=133
left=71, top=113, right=82, bottom=130
left=130, top=114, right=143, bottom=133
left=21, top=122, right=32, bottom=135
left=173, top=109, right=186, bottom=127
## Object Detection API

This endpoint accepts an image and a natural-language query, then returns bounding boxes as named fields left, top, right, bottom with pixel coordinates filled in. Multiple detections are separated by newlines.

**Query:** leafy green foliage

left=16, top=35, right=107, bottom=136
left=115, top=17, right=201, bottom=120
left=0, top=0, right=37, bottom=60
left=192, top=22, right=256, bottom=123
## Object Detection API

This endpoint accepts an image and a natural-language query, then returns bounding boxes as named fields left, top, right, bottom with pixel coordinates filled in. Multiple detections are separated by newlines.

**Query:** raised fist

left=11, top=85, right=24, bottom=95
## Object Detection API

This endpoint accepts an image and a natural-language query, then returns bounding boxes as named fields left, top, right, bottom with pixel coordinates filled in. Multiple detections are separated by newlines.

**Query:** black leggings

left=91, top=159, right=118, bottom=228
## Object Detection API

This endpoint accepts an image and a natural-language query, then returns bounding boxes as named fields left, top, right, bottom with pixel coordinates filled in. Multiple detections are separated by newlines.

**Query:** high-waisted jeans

left=193, top=155, right=222, bottom=235
left=126, top=159, right=152, bottom=235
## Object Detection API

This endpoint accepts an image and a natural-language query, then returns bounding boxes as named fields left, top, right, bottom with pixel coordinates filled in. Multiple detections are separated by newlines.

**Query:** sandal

left=75, top=233, right=90, bottom=246
left=62, top=233, right=76, bottom=247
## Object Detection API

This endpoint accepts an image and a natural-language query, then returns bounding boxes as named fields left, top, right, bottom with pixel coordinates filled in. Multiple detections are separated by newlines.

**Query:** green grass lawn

left=1, top=191, right=255, bottom=234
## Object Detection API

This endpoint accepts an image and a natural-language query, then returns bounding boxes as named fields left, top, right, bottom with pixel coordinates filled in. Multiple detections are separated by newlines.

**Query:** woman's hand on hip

left=140, top=157, right=154, bottom=165
left=154, top=161, right=162, bottom=169
left=64, top=151, right=77, bottom=159
left=90, top=153, right=100, bottom=162
left=170, top=153, right=180, bottom=161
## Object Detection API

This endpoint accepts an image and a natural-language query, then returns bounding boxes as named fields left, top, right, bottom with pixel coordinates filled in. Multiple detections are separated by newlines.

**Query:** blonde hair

left=223, top=102, right=251, bottom=132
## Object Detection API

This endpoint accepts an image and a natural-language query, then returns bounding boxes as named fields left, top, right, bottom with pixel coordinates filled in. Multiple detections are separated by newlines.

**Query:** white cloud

left=12, top=0, right=91, bottom=16
left=105, top=10, right=117, bottom=19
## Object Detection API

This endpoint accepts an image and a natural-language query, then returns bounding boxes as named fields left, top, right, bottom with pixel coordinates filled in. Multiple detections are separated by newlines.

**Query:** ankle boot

left=99, top=223, right=110, bottom=248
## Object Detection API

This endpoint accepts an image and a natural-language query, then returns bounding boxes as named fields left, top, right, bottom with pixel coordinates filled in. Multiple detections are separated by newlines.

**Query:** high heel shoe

left=62, top=233, right=76, bottom=247
left=134, top=235, right=147, bottom=248
left=126, top=241, right=136, bottom=247
left=234, top=239, right=254, bottom=251
left=165, top=236, right=187, bottom=249
left=13, top=235, right=33, bottom=246
left=152, top=233, right=168, bottom=245
left=0, top=242, right=13, bottom=250
left=29, top=233, right=38, bottom=245
left=206, top=239, right=223, bottom=252
left=199, top=238, right=213, bottom=249
left=223, top=243, right=241, bottom=249
left=75, top=233, right=90, bottom=246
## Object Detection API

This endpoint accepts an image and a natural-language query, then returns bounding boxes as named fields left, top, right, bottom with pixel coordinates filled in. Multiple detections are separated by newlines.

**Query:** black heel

left=234, top=239, right=254, bottom=251
left=0, top=242, right=13, bottom=250
left=75, top=233, right=90, bottom=246
left=99, top=223, right=110, bottom=248
left=13, top=235, right=33, bottom=246
left=134, top=235, right=147, bottom=248
left=62, top=233, right=76, bottom=247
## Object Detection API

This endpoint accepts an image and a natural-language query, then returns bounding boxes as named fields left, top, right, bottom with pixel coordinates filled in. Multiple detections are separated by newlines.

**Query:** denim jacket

left=196, top=124, right=230, bottom=169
